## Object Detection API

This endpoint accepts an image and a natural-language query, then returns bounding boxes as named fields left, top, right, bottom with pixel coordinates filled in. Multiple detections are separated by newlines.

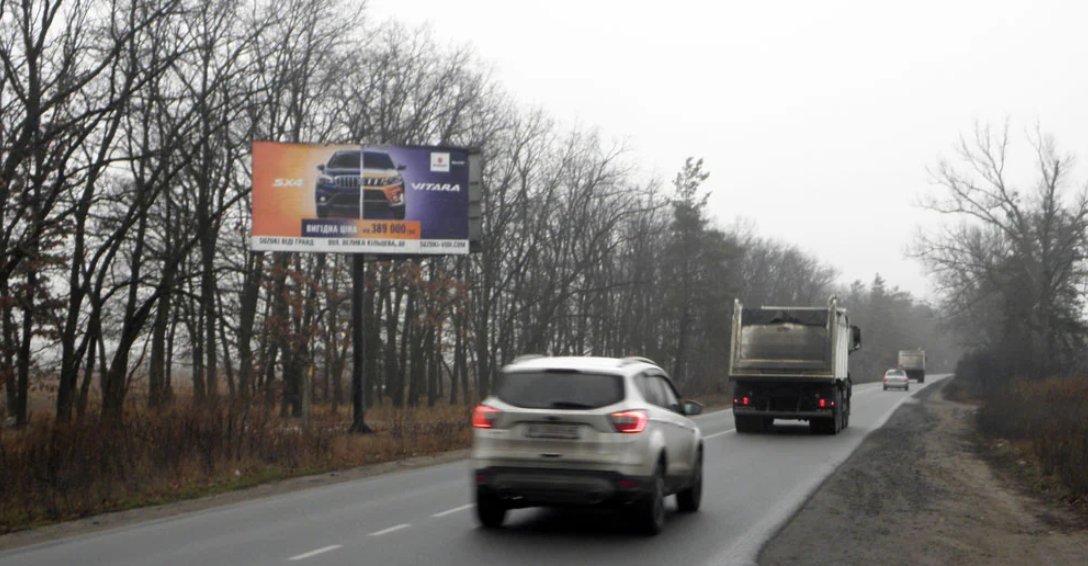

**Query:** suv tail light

left=609, top=409, right=648, bottom=433
left=472, top=404, right=500, bottom=429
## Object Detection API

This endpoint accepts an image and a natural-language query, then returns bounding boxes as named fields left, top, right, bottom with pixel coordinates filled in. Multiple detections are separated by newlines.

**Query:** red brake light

left=742, top=396, right=750, bottom=406
left=609, top=409, right=648, bottom=433
left=818, top=399, right=827, bottom=408
left=472, top=404, right=500, bottom=428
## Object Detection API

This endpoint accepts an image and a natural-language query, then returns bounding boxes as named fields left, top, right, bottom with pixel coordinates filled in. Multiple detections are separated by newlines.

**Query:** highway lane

left=0, top=375, right=948, bottom=566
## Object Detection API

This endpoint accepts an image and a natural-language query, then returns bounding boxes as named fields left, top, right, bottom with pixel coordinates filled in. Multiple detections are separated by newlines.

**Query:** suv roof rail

left=510, top=354, right=546, bottom=364
left=620, top=356, right=657, bottom=366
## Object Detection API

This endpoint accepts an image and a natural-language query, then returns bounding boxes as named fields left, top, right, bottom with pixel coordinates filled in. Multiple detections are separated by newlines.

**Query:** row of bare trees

left=0, top=0, right=945, bottom=428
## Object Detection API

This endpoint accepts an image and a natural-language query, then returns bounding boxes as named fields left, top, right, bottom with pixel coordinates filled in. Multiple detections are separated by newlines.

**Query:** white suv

left=471, top=356, right=704, bottom=535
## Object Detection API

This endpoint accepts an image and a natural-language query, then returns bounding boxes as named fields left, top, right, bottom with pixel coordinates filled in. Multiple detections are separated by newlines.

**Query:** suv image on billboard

left=471, top=355, right=705, bottom=535
left=314, top=150, right=406, bottom=220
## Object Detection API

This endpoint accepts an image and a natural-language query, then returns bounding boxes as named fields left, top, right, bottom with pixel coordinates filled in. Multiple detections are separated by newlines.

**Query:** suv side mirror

left=396, top=164, right=407, bottom=171
left=682, top=400, right=703, bottom=416
left=850, top=325, right=862, bottom=352
left=317, top=164, right=325, bottom=172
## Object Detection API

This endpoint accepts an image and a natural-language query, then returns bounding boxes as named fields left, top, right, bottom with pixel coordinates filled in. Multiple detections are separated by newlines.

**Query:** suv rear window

left=496, top=371, right=624, bottom=409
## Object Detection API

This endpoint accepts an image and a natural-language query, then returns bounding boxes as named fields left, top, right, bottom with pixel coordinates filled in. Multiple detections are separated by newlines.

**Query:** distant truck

left=897, top=349, right=926, bottom=383
left=728, top=297, right=861, bottom=435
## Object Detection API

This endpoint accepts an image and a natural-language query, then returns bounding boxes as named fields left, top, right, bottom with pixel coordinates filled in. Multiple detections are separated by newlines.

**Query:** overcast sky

left=369, top=0, right=1088, bottom=299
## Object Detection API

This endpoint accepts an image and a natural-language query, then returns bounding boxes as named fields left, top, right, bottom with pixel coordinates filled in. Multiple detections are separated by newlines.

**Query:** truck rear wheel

left=833, top=388, right=844, bottom=433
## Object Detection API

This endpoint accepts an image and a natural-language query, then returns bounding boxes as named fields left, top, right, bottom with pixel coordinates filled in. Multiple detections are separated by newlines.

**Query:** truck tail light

left=609, top=409, right=648, bottom=433
left=472, top=404, right=500, bottom=428
left=818, top=398, right=835, bottom=408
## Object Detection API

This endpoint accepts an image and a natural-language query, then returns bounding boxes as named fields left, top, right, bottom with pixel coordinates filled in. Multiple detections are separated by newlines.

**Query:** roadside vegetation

left=918, top=124, right=1088, bottom=507
left=955, top=368, right=1088, bottom=506
left=0, top=399, right=471, bottom=533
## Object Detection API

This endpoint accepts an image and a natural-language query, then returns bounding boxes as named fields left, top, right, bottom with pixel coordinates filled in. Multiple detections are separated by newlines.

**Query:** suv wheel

left=635, top=462, right=666, bottom=535
left=475, top=489, right=506, bottom=529
left=676, top=450, right=702, bottom=512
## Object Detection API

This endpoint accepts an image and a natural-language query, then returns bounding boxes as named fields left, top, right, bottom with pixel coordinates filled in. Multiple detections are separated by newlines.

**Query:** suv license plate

left=527, top=423, right=580, bottom=440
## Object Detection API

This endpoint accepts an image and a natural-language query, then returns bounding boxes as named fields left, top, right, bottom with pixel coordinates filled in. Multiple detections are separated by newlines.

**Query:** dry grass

left=0, top=401, right=471, bottom=533
left=977, top=377, right=1088, bottom=502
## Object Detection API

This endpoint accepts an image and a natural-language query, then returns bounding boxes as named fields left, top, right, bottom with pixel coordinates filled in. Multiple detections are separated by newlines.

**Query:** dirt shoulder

left=759, top=379, right=1088, bottom=565
left=0, top=448, right=467, bottom=552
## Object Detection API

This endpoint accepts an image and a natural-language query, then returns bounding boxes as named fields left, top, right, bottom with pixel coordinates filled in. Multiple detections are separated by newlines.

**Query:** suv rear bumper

left=474, top=467, right=652, bottom=508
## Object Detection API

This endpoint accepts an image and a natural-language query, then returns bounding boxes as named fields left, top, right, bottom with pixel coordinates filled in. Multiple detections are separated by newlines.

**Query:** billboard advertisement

left=250, top=141, right=473, bottom=255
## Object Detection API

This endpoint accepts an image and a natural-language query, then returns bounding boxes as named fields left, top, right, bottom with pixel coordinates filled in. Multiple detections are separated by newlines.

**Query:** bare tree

left=914, top=122, right=1088, bottom=381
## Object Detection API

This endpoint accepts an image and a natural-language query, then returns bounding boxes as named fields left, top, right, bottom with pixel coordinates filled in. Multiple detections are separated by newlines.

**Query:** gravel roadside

left=759, top=378, right=1088, bottom=565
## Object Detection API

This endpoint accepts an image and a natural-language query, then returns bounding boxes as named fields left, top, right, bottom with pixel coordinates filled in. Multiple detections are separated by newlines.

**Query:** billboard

left=250, top=141, right=477, bottom=255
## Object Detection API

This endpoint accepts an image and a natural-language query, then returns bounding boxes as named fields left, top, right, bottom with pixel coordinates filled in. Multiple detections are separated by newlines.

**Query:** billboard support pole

left=349, top=253, right=373, bottom=434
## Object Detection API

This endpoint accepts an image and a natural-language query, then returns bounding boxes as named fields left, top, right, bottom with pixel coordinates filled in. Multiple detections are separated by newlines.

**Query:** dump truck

left=897, top=349, right=926, bottom=383
left=728, top=296, right=861, bottom=435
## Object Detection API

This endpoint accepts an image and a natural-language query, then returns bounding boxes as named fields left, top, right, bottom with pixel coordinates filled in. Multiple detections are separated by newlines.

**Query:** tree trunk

left=14, top=268, right=34, bottom=427
left=2, top=277, right=16, bottom=419
left=148, top=263, right=174, bottom=409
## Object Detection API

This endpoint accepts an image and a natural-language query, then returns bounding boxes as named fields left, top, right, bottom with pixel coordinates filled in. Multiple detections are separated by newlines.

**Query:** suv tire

left=676, top=450, right=702, bottom=513
left=635, top=462, right=666, bottom=535
left=475, top=489, right=506, bottom=529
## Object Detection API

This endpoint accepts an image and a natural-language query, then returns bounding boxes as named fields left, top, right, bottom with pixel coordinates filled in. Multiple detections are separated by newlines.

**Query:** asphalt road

left=0, top=375, right=948, bottom=566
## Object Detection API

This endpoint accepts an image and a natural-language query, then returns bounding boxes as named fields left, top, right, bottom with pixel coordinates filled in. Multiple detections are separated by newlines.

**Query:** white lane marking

left=289, top=545, right=342, bottom=561
left=703, top=428, right=735, bottom=439
left=432, top=504, right=473, bottom=518
left=368, top=523, right=411, bottom=536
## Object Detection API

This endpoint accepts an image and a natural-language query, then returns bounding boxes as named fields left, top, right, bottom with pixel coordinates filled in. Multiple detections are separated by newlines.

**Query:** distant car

left=882, top=368, right=910, bottom=391
left=314, top=150, right=406, bottom=220
left=471, top=355, right=704, bottom=535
